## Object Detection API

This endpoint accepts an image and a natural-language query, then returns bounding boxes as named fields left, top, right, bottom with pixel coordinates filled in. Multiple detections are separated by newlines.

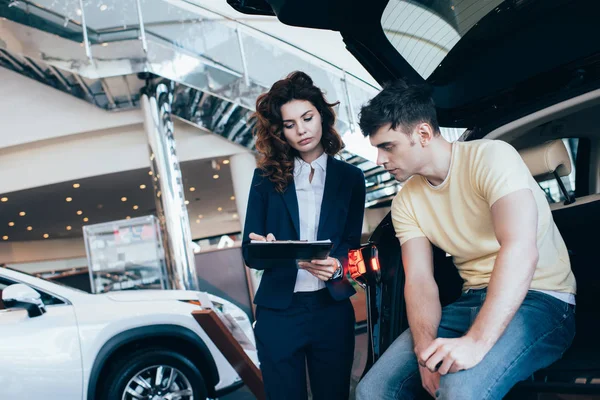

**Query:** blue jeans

left=356, top=289, right=575, bottom=400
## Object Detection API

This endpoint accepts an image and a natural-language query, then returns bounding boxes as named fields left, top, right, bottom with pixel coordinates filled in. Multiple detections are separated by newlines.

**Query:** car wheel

left=100, top=348, right=208, bottom=400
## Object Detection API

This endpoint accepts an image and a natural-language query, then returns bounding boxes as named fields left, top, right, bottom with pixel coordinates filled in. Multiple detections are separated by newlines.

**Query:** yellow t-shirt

left=391, top=139, right=576, bottom=294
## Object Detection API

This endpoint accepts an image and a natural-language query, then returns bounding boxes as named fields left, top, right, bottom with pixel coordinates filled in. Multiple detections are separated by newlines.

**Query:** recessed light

left=185, top=200, right=190, bottom=205
left=217, top=207, right=222, bottom=212
left=77, top=210, right=83, bottom=215
left=126, top=216, right=131, bottom=220
left=1, top=197, right=7, bottom=202
left=27, top=226, right=32, bottom=231
left=190, top=187, right=196, bottom=192
left=121, top=197, right=127, bottom=202
left=100, top=4, right=108, bottom=11
left=2, top=236, right=8, bottom=241
left=8, top=222, right=14, bottom=227
left=213, top=174, right=219, bottom=179
left=101, top=43, right=108, bottom=47
left=43, top=233, right=49, bottom=239
left=196, top=219, right=200, bottom=223
left=73, top=183, right=80, bottom=188
left=230, top=196, right=235, bottom=201
left=148, top=171, right=153, bottom=176
left=233, top=214, right=238, bottom=219
left=83, top=217, right=89, bottom=222
left=66, top=226, right=72, bottom=231
left=133, top=205, right=139, bottom=210
left=198, top=214, right=203, bottom=219
left=76, top=8, right=82, bottom=16
left=19, top=211, right=26, bottom=217
left=140, top=184, right=146, bottom=189
left=222, top=160, right=230, bottom=165
left=66, top=197, right=73, bottom=202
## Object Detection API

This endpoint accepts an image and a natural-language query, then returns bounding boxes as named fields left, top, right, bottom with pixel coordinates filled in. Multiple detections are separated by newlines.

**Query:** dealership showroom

left=1, top=0, right=599, bottom=399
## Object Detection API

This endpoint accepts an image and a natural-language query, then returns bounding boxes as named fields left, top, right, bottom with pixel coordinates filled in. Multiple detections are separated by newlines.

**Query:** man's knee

left=355, top=372, right=379, bottom=400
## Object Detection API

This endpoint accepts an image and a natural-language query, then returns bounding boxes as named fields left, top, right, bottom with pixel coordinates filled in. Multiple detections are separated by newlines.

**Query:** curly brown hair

left=252, top=71, right=345, bottom=193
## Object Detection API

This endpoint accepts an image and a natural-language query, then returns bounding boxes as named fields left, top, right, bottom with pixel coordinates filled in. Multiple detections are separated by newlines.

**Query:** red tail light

left=371, top=256, right=380, bottom=272
left=348, top=248, right=366, bottom=280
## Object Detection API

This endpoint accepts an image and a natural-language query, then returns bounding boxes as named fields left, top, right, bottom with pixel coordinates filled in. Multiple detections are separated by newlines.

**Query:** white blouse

left=293, top=152, right=328, bottom=292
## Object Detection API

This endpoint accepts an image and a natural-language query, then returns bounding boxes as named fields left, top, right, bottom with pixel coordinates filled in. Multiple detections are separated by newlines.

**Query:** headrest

left=518, top=140, right=572, bottom=180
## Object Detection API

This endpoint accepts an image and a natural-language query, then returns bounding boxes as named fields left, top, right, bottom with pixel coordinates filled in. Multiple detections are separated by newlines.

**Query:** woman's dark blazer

left=242, top=155, right=366, bottom=310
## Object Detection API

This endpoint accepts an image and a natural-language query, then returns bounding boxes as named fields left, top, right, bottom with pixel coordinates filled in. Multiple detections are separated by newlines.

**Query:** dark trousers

left=254, top=289, right=356, bottom=400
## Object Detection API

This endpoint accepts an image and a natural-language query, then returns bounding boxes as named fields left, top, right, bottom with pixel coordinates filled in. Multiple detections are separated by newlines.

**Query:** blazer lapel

left=282, top=179, right=300, bottom=239
left=318, top=156, right=343, bottom=238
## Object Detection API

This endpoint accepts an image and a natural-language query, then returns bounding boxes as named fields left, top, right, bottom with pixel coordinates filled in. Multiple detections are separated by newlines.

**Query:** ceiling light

left=19, top=211, right=25, bottom=217
left=185, top=200, right=190, bottom=205
left=148, top=171, right=153, bottom=176
left=76, top=8, right=82, bottom=16
left=222, top=159, right=230, bottom=165
left=121, top=197, right=127, bottom=202
left=101, top=43, right=108, bottom=47
left=140, top=184, right=146, bottom=189
left=133, top=205, right=139, bottom=210
left=190, top=187, right=196, bottom=192
left=100, top=4, right=108, bottom=11
left=126, top=216, right=131, bottom=220
left=27, top=226, right=32, bottom=231
left=213, top=174, right=219, bottom=179
left=1, top=197, right=7, bottom=202
left=233, top=214, right=238, bottom=219
left=217, top=207, right=222, bottom=212
left=66, top=197, right=73, bottom=202
left=196, top=219, right=200, bottom=223
left=73, top=183, right=80, bottom=188
left=198, top=214, right=203, bottom=219
left=77, top=210, right=83, bottom=215
left=66, top=226, right=72, bottom=231
left=230, top=196, right=235, bottom=201
left=43, top=233, right=49, bottom=239
left=83, top=217, right=89, bottom=222
left=2, top=235, right=7, bottom=240
left=8, top=222, right=14, bottom=227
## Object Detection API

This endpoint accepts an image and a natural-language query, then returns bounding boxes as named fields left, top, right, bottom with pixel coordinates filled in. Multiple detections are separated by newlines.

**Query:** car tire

left=100, top=347, right=208, bottom=400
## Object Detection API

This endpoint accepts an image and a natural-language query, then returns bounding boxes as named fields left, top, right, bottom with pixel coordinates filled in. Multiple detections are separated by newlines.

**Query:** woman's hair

left=252, top=71, right=345, bottom=193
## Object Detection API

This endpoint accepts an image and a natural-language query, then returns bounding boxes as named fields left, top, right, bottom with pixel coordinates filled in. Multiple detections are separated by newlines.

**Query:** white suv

left=0, top=265, right=258, bottom=400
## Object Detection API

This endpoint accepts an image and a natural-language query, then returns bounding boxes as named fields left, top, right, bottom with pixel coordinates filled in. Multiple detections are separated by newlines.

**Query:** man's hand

left=298, top=257, right=339, bottom=281
left=249, top=232, right=276, bottom=242
left=419, top=336, right=492, bottom=375
left=418, top=365, right=440, bottom=397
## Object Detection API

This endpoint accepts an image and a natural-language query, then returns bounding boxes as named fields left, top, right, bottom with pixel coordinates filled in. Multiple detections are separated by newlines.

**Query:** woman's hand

left=249, top=232, right=276, bottom=242
left=298, top=257, right=341, bottom=281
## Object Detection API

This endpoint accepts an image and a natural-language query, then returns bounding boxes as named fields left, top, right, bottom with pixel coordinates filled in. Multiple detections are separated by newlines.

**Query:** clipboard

left=247, top=240, right=333, bottom=260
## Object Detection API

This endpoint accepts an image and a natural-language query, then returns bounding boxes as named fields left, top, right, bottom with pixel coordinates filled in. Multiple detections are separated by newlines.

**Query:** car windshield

left=0, top=265, right=89, bottom=294
left=381, top=0, right=503, bottom=78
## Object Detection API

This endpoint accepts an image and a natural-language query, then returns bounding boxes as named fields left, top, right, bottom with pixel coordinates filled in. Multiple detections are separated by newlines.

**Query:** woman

left=242, top=71, right=366, bottom=400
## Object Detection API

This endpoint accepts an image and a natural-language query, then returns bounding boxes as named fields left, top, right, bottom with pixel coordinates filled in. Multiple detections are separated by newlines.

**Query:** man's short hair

left=359, top=80, right=441, bottom=137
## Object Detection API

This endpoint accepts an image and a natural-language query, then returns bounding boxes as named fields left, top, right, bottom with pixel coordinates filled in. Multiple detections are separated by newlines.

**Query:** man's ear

left=416, top=123, right=435, bottom=147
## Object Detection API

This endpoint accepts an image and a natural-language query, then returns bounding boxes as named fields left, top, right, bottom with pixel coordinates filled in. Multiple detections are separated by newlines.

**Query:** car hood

left=103, top=290, right=205, bottom=303
left=228, top=0, right=600, bottom=133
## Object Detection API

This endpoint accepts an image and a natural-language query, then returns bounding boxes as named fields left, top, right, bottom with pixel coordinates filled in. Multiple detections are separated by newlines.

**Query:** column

left=229, top=152, right=260, bottom=297
left=141, top=81, right=199, bottom=291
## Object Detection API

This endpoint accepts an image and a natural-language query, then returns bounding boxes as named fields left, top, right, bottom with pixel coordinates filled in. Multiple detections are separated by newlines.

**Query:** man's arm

left=466, top=188, right=539, bottom=347
left=420, top=188, right=539, bottom=374
left=402, top=236, right=443, bottom=396
left=402, top=237, right=441, bottom=353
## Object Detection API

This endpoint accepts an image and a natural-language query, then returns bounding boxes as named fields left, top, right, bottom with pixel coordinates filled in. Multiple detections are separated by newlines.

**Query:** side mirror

left=2, top=284, right=47, bottom=317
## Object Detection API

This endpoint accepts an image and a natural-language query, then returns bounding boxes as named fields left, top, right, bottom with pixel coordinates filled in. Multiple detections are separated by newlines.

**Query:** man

left=355, top=81, right=576, bottom=399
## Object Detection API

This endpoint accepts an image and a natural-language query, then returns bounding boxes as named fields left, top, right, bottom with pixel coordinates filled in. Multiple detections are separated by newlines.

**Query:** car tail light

left=348, top=248, right=366, bottom=281
left=348, top=244, right=381, bottom=284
